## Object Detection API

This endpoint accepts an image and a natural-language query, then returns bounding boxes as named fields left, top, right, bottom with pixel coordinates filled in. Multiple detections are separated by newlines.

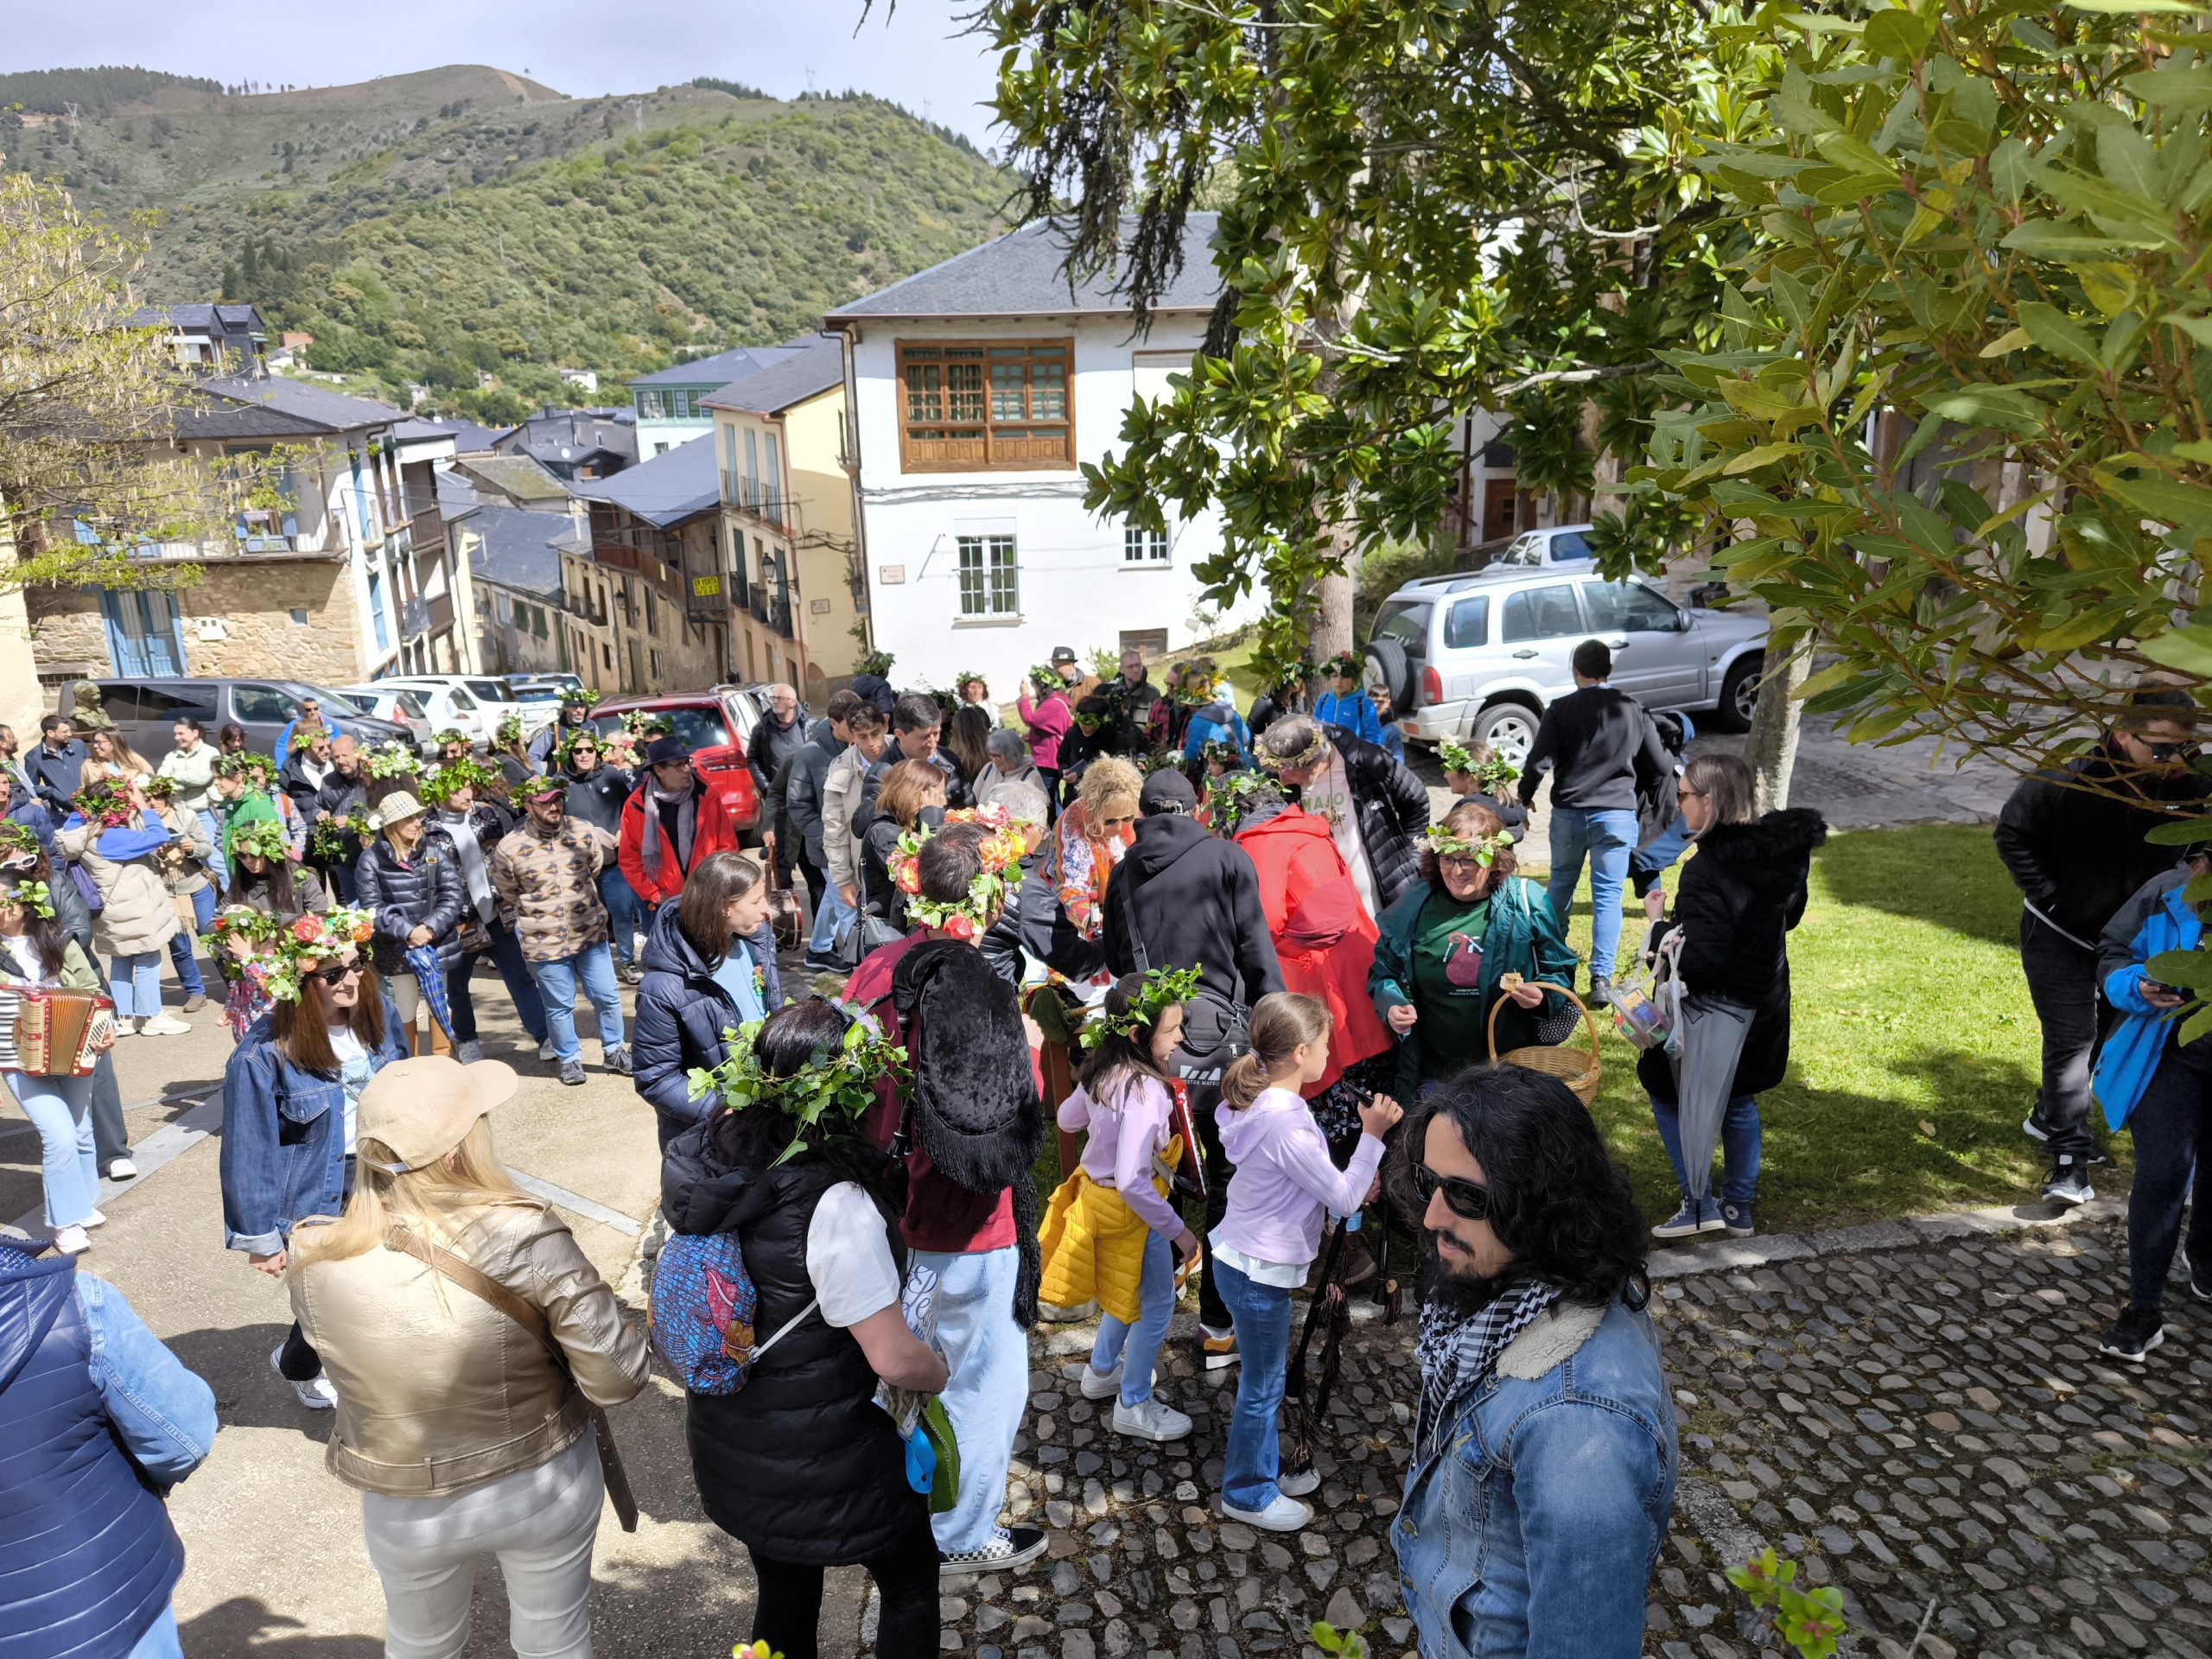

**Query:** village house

left=702, top=334, right=862, bottom=693
left=448, top=500, right=584, bottom=679
left=127, top=302, right=269, bottom=375
left=823, top=216, right=1262, bottom=694
left=492, top=406, right=637, bottom=482
left=568, top=435, right=728, bottom=694
left=628, top=344, right=801, bottom=460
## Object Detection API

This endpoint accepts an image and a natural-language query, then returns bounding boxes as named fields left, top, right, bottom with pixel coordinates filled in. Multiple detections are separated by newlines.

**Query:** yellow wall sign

left=692, top=575, right=721, bottom=599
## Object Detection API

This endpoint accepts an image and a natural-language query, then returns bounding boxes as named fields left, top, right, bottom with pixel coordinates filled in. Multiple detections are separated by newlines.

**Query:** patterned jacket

left=488, top=817, right=615, bottom=964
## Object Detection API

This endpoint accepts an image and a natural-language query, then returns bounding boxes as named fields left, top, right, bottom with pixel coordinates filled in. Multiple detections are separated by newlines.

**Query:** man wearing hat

left=618, top=736, right=742, bottom=912
left=491, top=778, right=630, bottom=1087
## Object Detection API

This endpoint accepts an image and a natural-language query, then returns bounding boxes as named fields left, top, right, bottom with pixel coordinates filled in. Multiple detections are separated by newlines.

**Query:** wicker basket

left=1486, top=978, right=1603, bottom=1107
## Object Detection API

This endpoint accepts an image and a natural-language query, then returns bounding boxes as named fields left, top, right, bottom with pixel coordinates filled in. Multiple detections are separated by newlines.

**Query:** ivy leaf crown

left=365, top=741, right=423, bottom=780
left=1205, top=768, right=1268, bottom=836
left=689, top=1014, right=910, bottom=1168
left=422, top=756, right=499, bottom=806
left=1078, top=964, right=1202, bottom=1052
left=1426, top=823, right=1514, bottom=868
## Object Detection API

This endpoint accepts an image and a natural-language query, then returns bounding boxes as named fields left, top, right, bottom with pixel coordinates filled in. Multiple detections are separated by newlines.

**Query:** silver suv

left=1369, top=566, right=1769, bottom=766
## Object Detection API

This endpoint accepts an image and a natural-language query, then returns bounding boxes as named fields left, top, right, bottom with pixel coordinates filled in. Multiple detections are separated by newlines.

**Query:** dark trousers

left=2126, top=1034, right=2212, bottom=1311
left=448, top=922, right=549, bottom=1045
left=1191, top=1085, right=1234, bottom=1332
left=321, top=860, right=358, bottom=904
left=2021, top=912, right=2101, bottom=1158
left=746, top=1509, right=938, bottom=1659
left=276, top=1155, right=354, bottom=1381
left=1037, top=766, right=1062, bottom=824
left=88, top=1051, right=127, bottom=1165
left=797, top=847, right=827, bottom=912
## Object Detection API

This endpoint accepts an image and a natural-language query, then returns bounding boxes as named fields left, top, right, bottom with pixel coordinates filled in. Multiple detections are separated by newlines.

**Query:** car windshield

left=1500, top=533, right=1543, bottom=566
left=509, top=686, right=562, bottom=704
left=465, top=680, right=510, bottom=702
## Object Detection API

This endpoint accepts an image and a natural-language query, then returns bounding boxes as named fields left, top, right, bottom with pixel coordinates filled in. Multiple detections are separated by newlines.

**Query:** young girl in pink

left=1211, top=992, right=1402, bottom=1530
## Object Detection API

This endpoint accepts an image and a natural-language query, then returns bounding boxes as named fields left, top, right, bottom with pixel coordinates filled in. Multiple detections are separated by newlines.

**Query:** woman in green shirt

left=1369, top=798, right=1579, bottom=1098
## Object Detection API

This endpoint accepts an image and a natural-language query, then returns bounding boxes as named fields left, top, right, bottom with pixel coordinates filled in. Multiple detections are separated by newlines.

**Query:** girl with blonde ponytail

left=1209, top=992, right=1402, bottom=1532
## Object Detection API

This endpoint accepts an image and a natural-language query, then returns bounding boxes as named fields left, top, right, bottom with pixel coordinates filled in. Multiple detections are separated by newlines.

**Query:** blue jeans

left=530, top=943, right=623, bottom=1062
left=195, top=809, right=228, bottom=892
left=127, top=1606, right=183, bottom=1659
left=1632, top=811, right=1693, bottom=886
left=1649, top=1091, right=1761, bottom=1210
left=166, top=884, right=217, bottom=999
left=10, top=1071, right=98, bottom=1229
left=1214, top=1258, right=1294, bottom=1513
left=108, top=952, right=162, bottom=1020
left=1090, top=1230, right=1175, bottom=1408
left=917, top=1246, right=1027, bottom=1554
left=1547, top=806, right=1639, bottom=983
left=809, top=873, right=854, bottom=955
left=597, top=867, right=644, bottom=969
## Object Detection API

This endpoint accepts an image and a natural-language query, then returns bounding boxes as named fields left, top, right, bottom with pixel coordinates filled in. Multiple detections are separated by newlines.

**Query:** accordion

left=5, top=987, right=117, bottom=1077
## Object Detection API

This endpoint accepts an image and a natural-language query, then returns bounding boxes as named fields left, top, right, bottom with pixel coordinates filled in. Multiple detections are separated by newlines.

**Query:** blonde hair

left=290, top=1117, right=532, bottom=1268
left=1079, top=756, right=1144, bottom=819
left=1220, top=991, right=1333, bottom=1110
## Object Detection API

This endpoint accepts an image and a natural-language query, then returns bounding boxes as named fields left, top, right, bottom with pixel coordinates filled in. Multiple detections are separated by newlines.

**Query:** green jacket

left=1369, top=874, right=1579, bottom=1098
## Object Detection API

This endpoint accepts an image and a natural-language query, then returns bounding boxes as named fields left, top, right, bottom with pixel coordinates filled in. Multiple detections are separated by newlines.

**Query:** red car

left=590, top=686, right=766, bottom=842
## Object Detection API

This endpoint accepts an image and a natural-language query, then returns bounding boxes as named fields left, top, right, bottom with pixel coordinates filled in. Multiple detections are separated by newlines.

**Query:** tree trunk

left=1743, top=635, right=1813, bottom=814
left=1311, top=522, right=1357, bottom=661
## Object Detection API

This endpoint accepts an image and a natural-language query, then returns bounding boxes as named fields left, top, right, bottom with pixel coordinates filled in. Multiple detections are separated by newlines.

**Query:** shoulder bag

left=832, top=839, right=906, bottom=972
left=385, top=1224, right=639, bottom=1531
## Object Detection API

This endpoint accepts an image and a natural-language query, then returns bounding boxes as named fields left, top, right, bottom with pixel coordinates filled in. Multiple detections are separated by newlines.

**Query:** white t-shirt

left=805, top=1182, right=903, bottom=1329
left=1308, top=750, right=1377, bottom=917
left=328, top=1025, right=369, bottom=1155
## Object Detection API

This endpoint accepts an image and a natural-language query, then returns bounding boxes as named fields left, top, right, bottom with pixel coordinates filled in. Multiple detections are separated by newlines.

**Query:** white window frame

left=956, top=533, right=1020, bottom=620
left=1122, top=524, right=1171, bottom=567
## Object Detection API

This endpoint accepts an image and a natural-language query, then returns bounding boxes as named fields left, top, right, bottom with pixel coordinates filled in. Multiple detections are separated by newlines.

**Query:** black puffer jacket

left=1323, top=729, right=1431, bottom=915
left=662, top=1122, right=923, bottom=1566
left=1103, top=812, right=1284, bottom=1008
left=562, top=764, right=634, bottom=837
left=354, top=837, right=467, bottom=974
left=1640, top=807, right=1827, bottom=1105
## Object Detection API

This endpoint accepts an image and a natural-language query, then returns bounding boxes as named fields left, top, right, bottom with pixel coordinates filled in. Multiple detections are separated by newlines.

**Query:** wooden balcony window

left=898, top=340, right=1073, bottom=472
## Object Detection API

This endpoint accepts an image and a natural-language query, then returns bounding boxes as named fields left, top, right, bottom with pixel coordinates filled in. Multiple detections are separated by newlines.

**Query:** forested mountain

left=0, top=66, right=1012, bottom=423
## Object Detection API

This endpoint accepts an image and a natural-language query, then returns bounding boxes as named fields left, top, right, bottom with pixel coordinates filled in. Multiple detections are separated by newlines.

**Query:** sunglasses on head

left=1412, top=1161, right=1494, bottom=1222
left=309, top=961, right=362, bottom=987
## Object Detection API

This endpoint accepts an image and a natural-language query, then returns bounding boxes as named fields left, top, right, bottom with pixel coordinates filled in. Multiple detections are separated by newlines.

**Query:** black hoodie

left=1103, top=811, right=1285, bottom=1009
left=1993, top=744, right=2210, bottom=942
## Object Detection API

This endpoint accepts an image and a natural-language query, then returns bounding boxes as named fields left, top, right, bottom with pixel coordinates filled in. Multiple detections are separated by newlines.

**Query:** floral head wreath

left=559, top=686, right=602, bottom=708
left=200, top=905, right=283, bottom=978
left=886, top=804, right=1022, bottom=940
left=1079, top=964, right=1201, bottom=1051
left=3, top=879, right=56, bottom=919
left=72, top=779, right=135, bottom=829
left=955, top=669, right=988, bottom=693
left=422, top=757, right=498, bottom=807
left=1320, top=652, right=1364, bottom=681
left=263, top=906, right=377, bottom=1003
left=365, top=741, right=423, bottom=780
left=1427, top=823, right=1514, bottom=868
left=1260, top=724, right=1331, bottom=774
left=230, top=817, right=292, bottom=864
left=689, top=1007, right=910, bottom=1168
left=434, top=728, right=470, bottom=749
left=141, top=772, right=177, bottom=799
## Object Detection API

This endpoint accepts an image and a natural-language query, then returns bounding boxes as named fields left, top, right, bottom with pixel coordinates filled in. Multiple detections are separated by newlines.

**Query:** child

left=1040, top=970, right=1205, bottom=1441
left=1367, top=683, right=1405, bottom=763
left=1210, top=992, right=1402, bottom=1530
left=1313, top=657, right=1384, bottom=747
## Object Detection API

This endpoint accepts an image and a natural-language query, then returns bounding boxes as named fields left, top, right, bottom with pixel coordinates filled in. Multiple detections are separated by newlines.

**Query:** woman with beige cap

left=289, top=1052, right=648, bottom=1659
left=354, top=789, right=465, bottom=1055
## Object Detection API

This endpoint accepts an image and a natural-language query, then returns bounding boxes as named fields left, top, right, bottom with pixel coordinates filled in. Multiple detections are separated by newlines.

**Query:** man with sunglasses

left=1396, top=1065, right=1675, bottom=1659
left=1995, top=688, right=2209, bottom=1205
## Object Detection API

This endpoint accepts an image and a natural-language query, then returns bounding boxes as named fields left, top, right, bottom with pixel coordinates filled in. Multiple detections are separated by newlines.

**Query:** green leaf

left=2180, top=1003, right=2212, bottom=1046
left=2142, top=817, right=2212, bottom=847
left=1919, top=385, right=2048, bottom=435
left=1864, top=8, right=1936, bottom=60
left=1792, top=659, right=1866, bottom=703
left=2142, top=622, right=2212, bottom=676
left=2107, top=474, right=2212, bottom=529
left=2064, top=0, right=2206, bottom=11
left=2122, top=67, right=2212, bottom=112
left=2147, top=950, right=2212, bottom=991
left=2017, top=302, right=2103, bottom=368
left=1722, top=442, right=1806, bottom=475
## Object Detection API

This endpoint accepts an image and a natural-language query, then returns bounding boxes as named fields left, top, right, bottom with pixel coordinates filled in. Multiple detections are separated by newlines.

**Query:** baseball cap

left=357, top=1055, right=519, bottom=1173
left=518, top=774, right=567, bottom=802
left=1138, top=769, right=1198, bottom=816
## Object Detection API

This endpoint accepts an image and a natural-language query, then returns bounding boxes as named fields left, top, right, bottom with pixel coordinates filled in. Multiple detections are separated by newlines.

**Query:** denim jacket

left=1395, top=1297, right=1676, bottom=1659
left=218, top=999, right=410, bottom=1254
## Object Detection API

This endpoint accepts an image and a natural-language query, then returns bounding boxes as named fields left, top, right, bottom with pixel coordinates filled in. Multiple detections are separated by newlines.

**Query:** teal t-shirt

left=710, top=937, right=766, bottom=1026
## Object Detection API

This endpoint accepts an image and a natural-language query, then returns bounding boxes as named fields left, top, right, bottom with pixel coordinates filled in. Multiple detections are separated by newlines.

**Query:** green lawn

left=1560, top=823, right=2094, bottom=1234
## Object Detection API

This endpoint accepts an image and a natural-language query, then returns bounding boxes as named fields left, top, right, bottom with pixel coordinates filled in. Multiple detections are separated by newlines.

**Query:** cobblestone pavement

left=914, top=1215, right=2210, bottom=1659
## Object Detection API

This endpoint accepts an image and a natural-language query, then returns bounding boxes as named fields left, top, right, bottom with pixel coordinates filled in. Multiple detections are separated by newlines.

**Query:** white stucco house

left=824, top=216, right=1257, bottom=695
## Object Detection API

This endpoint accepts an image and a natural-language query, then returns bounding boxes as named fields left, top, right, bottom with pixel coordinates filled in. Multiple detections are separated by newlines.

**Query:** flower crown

left=688, top=1011, right=910, bottom=1168
left=618, top=709, right=671, bottom=740
left=261, top=906, right=377, bottom=1003
left=72, top=779, right=136, bottom=828
left=1320, top=652, right=1363, bottom=681
left=230, top=818, right=292, bottom=864
left=1079, top=964, right=1201, bottom=1051
left=200, top=905, right=284, bottom=981
left=955, top=669, right=988, bottom=692
left=422, top=757, right=499, bottom=806
left=365, top=741, right=422, bottom=780
left=886, top=804, right=1022, bottom=940
left=1427, top=823, right=1514, bottom=867
left=3, top=879, right=55, bottom=919
left=1138, top=747, right=1185, bottom=776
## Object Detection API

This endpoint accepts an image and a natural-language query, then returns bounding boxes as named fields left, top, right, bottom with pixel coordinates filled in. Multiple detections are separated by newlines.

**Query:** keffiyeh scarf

left=1413, top=1274, right=1564, bottom=1444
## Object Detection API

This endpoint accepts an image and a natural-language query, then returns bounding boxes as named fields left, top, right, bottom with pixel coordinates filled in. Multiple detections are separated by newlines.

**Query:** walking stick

left=1281, top=1217, right=1351, bottom=1478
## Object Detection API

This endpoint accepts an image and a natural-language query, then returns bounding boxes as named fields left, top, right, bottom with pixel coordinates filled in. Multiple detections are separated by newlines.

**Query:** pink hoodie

left=1211, top=1085, right=1385, bottom=1269
left=1057, top=1073, right=1182, bottom=1237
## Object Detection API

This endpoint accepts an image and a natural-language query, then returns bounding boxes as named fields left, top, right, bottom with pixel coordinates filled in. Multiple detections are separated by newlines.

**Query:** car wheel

left=1715, top=654, right=1764, bottom=733
left=1363, top=639, right=1414, bottom=710
left=1471, top=701, right=1541, bottom=771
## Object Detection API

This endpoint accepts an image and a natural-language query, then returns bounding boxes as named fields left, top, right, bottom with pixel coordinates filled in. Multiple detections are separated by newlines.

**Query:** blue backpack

left=649, top=1230, right=817, bottom=1395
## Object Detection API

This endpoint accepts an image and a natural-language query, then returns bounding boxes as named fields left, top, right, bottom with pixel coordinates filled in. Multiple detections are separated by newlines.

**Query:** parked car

left=365, top=678, right=493, bottom=747
left=1369, top=567, right=1769, bottom=766
left=54, top=678, right=417, bottom=768
left=508, top=671, right=586, bottom=699
left=336, top=685, right=436, bottom=753
left=1484, top=524, right=1600, bottom=571
left=377, top=674, right=541, bottom=741
left=588, top=687, right=764, bottom=841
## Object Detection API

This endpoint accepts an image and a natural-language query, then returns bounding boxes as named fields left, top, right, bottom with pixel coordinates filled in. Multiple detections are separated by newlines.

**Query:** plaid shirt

left=488, top=817, right=615, bottom=963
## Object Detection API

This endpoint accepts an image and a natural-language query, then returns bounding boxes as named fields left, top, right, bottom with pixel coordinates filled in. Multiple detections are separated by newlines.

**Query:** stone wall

left=29, top=557, right=368, bottom=687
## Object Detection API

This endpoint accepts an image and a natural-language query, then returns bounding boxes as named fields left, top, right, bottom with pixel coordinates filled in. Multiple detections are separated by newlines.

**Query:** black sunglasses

left=1412, top=1162, right=1494, bottom=1222
left=2146, top=742, right=2192, bottom=762
left=309, top=961, right=362, bottom=987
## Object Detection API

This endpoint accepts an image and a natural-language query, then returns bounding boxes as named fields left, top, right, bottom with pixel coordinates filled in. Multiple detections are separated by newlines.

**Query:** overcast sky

left=3, top=0, right=1007, bottom=147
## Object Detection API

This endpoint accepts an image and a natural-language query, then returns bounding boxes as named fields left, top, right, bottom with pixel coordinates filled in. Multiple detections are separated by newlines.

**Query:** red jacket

left=1236, top=805, right=1392, bottom=1095
left=618, top=778, right=742, bottom=906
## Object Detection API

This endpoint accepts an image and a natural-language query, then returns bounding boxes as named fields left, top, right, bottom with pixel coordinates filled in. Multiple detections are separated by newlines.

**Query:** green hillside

left=0, top=67, right=1011, bottom=423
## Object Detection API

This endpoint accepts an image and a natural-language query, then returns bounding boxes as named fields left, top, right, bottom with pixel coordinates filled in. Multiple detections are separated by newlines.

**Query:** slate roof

left=700, top=334, right=844, bottom=416
left=456, top=505, right=584, bottom=601
left=167, top=373, right=401, bottom=442
left=570, top=433, right=720, bottom=528
left=128, top=302, right=267, bottom=333
left=825, top=215, right=1223, bottom=322
left=451, top=454, right=573, bottom=507
left=629, top=344, right=802, bottom=390
left=393, top=416, right=506, bottom=453
left=497, top=407, right=639, bottom=468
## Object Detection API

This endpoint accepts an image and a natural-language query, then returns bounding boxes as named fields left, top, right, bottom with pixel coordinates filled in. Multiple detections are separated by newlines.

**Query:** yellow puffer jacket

left=1038, top=1137, right=1183, bottom=1326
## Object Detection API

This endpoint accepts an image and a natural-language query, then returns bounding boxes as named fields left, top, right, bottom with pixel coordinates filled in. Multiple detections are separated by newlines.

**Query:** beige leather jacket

left=289, top=1198, right=650, bottom=1497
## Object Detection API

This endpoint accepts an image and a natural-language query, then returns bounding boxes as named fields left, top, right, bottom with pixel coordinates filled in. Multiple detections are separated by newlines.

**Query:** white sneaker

left=80, top=1209, right=107, bottom=1229
left=1221, top=1492, right=1313, bottom=1532
left=1063, top=1359, right=1122, bottom=1401
left=51, top=1225, right=92, bottom=1255
left=270, top=1346, right=337, bottom=1410
left=140, top=1013, right=192, bottom=1036
left=106, top=1157, right=137, bottom=1179
left=1278, top=1466, right=1321, bottom=1498
left=1112, top=1397, right=1192, bottom=1442
left=537, top=1038, right=558, bottom=1062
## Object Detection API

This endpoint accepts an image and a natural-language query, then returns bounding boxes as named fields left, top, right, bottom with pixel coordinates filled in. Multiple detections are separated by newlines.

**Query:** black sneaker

left=940, top=1524, right=1047, bottom=1579
left=2043, top=1157, right=2094, bottom=1206
left=2021, top=1111, right=2050, bottom=1144
left=1587, top=976, right=1614, bottom=1008
left=2190, top=1258, right=2211, bottom=1302
left=804, top=950, right=842, bottom=972
left=2097, top=1306, right=2165, bottom=1363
